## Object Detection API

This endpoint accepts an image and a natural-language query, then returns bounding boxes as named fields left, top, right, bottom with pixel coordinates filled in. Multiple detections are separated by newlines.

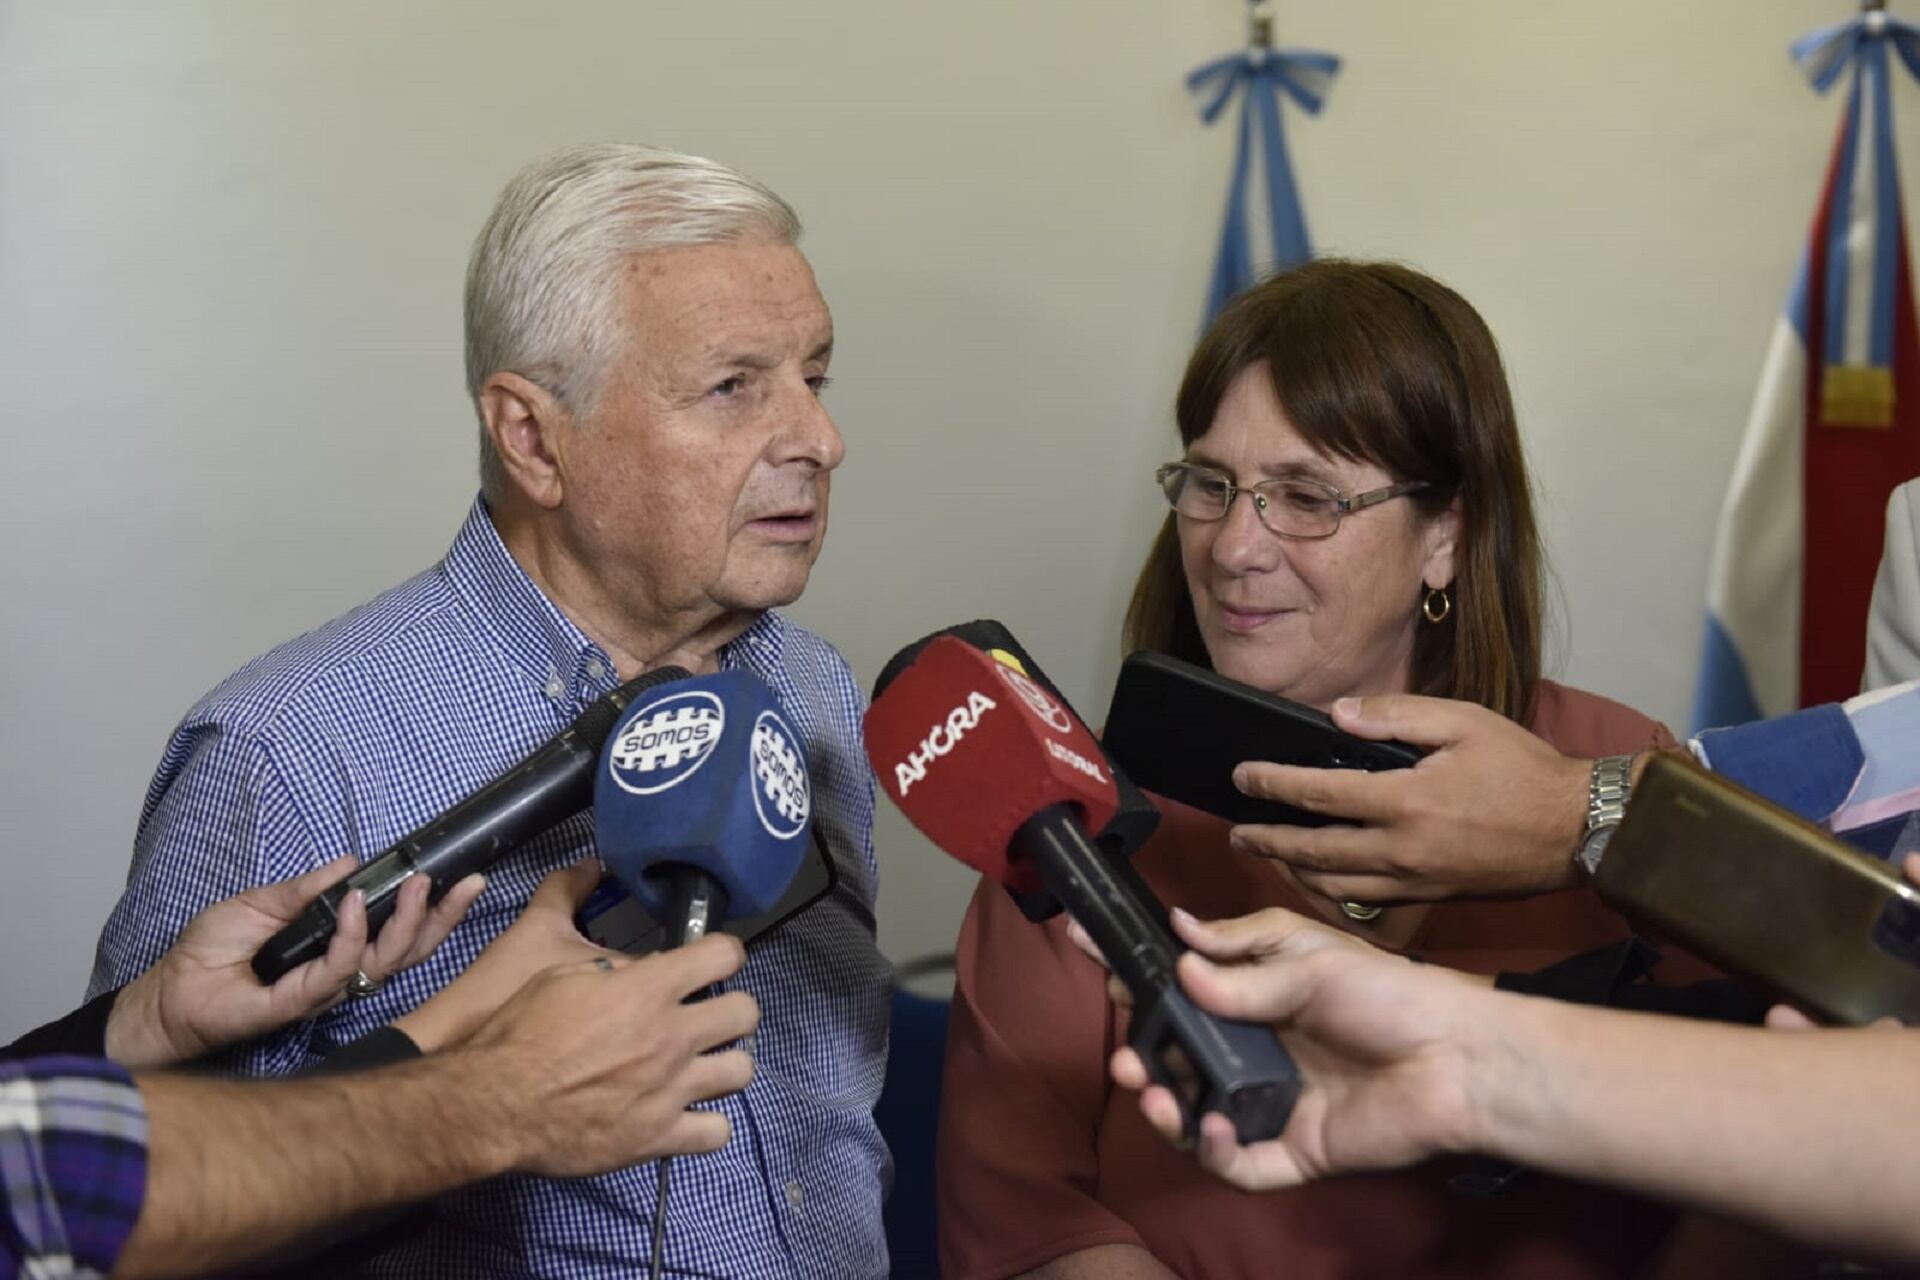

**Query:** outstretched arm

left=1108, top=885, right=1920, bottom=1267
left=114, top=931, right=755, bottom=1278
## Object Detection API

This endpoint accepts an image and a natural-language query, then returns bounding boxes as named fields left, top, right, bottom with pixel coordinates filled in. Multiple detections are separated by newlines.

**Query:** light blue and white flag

left=1693, top=9, right=1920, bottom=731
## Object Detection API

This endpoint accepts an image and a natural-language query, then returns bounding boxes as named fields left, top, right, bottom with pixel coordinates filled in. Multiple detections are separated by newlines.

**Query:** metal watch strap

left=1577, top=754, right=1635, bottom=876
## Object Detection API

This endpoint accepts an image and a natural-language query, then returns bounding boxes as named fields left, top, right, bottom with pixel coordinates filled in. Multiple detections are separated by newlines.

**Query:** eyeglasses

left=1155, top=461, right=1430, bottom=540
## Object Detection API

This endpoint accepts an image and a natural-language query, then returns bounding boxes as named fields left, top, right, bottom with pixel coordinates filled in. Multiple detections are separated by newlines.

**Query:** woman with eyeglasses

left=937, top=261, right=1712, bottom=1280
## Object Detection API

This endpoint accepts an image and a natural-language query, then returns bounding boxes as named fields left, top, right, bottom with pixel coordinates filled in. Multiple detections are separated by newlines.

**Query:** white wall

left=1, top=0, right=1909, bottom=1037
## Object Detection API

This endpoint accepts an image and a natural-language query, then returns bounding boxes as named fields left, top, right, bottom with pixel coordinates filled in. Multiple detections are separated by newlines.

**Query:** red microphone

left=864, top=636, right=1119, bottom=894
left=866, top=633, right=1302, bottom=1144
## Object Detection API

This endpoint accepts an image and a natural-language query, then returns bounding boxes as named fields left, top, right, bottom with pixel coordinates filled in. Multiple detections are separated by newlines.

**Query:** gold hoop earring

left=1422, top=586, right=1452, bottom=624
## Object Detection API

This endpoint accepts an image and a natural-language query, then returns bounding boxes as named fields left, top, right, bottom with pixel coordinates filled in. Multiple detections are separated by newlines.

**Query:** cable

left=650, top=1155, right=673, bottom=1280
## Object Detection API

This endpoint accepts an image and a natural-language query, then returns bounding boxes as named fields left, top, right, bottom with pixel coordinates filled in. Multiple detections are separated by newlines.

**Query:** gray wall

left=1, top=0, right=1907, bottom=1036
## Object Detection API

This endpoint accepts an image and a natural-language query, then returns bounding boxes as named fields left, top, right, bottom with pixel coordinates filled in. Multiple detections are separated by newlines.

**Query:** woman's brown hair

left=1123, top=259, right=1543, bottom=722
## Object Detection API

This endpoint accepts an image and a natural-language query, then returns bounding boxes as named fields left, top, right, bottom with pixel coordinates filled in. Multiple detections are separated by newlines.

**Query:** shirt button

left=785, top=1180, right=805, bottom=1209
left=586, top=658, right=606, bottom=680
left=543, top=676, right=565, bottom=700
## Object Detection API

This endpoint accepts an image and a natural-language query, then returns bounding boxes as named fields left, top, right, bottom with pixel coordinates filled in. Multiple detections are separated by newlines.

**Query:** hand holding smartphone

left=1100, top=650, right=1423, bottom=827
left=1598, top=754, right=1920, bottom=1026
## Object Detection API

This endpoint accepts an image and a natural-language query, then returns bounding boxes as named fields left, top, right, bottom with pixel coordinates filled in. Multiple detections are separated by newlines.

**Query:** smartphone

left=1597, top=752, right=1920, bottom=1026
left=1099, top=650, right=1423, bottom=827
left=575, top=824, right=839, bottom=955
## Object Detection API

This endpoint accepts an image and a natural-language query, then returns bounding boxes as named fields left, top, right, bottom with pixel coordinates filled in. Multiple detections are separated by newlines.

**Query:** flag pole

left=1248, top=3, right=1273, bottom=50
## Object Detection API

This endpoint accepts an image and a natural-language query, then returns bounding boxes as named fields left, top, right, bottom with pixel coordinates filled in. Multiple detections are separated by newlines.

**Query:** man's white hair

left=464, top=143, right=802, bottom=502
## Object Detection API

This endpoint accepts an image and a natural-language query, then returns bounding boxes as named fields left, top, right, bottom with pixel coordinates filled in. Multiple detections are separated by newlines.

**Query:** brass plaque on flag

left=1821, top=365, right=1894, bottom=429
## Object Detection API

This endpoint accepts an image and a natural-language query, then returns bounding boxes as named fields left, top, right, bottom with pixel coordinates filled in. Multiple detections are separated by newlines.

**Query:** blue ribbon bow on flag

left=1186, top=7, right=1339, bottom=327
left=1791, top=7, right=1920, bottom=426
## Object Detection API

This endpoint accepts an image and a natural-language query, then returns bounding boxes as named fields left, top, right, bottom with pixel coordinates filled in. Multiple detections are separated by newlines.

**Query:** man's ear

left=479, top=372, right=571, bottom=510
left=1421, top=493, right=1463, bottom=591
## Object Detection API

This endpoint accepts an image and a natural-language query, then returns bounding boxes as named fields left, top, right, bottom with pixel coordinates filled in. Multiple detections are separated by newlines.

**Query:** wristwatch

left=1574, top=754, right=1636, bottom=878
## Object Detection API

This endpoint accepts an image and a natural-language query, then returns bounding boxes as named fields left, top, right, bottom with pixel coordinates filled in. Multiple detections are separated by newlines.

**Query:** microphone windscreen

left=864, top=636, right=1119, bottom=893
left=594, top=669, right=813, bottom=920
left=899, top=620, right=1162, bottom=919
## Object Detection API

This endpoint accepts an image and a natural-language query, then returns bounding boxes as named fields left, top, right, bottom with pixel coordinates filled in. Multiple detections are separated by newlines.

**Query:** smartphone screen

left=1103, top=650, right=1420, bottom=828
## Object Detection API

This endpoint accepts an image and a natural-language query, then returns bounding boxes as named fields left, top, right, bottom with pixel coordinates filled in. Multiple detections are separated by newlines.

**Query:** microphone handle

left=1011, top=804, right=1303, bottom=1144
left=251, top=666, right=689, bottom=984
left=665, top=868, right=731, bottom=950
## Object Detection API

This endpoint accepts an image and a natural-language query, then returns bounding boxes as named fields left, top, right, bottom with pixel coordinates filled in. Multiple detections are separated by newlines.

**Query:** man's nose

left=777, top=382, right=845, bottom=471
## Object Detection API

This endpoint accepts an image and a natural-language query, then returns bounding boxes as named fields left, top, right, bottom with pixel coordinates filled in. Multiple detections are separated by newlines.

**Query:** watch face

left=1579, top=824, right=1616, bottom=877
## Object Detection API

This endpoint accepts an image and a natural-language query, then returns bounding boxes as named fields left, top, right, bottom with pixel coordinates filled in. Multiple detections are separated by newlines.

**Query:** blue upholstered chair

left=875, top=956, right=955, bottom=1278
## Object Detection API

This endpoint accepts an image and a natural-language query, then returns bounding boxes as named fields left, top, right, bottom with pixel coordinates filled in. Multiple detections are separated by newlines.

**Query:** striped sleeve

left=1691, top=677, right=1920, bottom=841
left=0, top=1056, right=149, bottom=1278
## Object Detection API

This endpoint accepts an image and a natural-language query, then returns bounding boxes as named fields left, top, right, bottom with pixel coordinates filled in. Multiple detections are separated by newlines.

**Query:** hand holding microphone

left=866, top=628, right=1303, bottom=1143
left=100, top=854, right=484, bottom=1069
left=390, top=860, right=626, bottom=1054
left=345, top=664, right=811, bottom=1187
left=1093, top=902, right=1500, bottom=1192
left=589, top=669, right=813, bottom=1280
left=252, top=666, right=690, bottom=984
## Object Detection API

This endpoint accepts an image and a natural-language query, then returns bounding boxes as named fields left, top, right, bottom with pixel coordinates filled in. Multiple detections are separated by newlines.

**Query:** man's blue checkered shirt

left=88, top=499, right=891, bottom=1279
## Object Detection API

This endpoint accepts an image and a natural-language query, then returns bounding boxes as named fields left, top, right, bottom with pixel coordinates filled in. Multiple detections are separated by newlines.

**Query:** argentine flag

left=1185, top=17, right=1339, bottom=326
left=1694, top=12, right=1920, bottom=731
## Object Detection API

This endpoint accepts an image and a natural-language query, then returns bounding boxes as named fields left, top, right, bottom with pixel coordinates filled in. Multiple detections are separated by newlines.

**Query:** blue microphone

left=594, top=670, right=814, bottom=947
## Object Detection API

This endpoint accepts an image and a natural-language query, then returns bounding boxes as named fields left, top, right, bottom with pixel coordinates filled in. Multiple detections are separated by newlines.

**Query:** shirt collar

left=442, top=495, right=790, bottom=708
left=721, top=608, right=790, bottom=687
left=441, top=497, right=614, bottom=709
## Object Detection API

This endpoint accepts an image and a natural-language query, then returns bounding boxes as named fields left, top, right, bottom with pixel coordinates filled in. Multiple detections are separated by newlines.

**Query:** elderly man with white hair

left=89, top=144, right=888, bottom=1278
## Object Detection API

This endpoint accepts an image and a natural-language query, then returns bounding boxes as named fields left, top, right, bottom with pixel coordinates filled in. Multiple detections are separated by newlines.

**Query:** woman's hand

left=106, top=855, right=485, bottom=1068
left=1229, top=694, right=1598, bottom=904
